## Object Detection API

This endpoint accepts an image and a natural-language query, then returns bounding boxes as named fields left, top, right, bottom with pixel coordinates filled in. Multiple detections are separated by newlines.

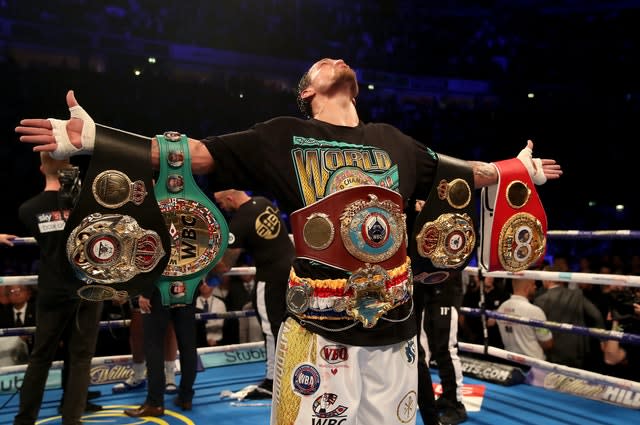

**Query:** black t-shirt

left=203, top=117, right=438, bottom=346
left=228, top=196, right=295, bottom=282
left=18, top=191, right=83, bottom=309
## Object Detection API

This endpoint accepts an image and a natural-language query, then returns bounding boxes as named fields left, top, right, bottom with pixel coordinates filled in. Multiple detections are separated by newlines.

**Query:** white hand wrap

left=517, top=146, right=547, bottom=185
left=47, top=105, right=95, bottom=159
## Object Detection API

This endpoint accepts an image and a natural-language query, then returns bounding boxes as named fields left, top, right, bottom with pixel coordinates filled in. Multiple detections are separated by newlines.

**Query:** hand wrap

left=48, top=105, right=95, bottom=159
left=517, top=145, right=546, bottom=185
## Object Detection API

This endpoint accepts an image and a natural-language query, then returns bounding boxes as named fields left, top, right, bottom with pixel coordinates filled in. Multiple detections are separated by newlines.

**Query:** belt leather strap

left=479, top=158, right=547, bottom=272
left=290, top=185, right=406, bottom=272
left=410, top=154, right=477, bottom=282
left=65, top=125, right=171, bottom=300
left=154, top=132, right=229, bottom=306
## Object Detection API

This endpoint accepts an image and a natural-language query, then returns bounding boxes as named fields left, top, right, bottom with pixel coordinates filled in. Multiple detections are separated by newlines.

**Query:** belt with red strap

left=288, top=185, right=410, bottom=328
left=479, top=158, right=547, bottom=272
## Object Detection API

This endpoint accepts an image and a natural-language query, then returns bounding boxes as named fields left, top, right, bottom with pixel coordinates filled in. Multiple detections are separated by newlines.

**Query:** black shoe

left=85, top=402, right=103, bottom=412
left=439, top=402, right=468, bottom=425
left=244, top=378, right=273, bottom=400
left=124, top=404, right=164, bottom=417
left=173, top=396, right=192, bottom=411
left=87, top=390, right=101, bottom=400
left=57, top=401, right=103, bottom=414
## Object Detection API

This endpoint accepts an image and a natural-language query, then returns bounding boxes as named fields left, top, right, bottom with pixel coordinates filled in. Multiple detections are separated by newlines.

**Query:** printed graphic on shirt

left=254, top=206, right=281, bottom=240
left=291, top=136, right=399, bottom=205
left=35, top=209, right=70, bottom=234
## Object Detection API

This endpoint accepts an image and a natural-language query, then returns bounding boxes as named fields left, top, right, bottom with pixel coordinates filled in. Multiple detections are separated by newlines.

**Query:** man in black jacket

left=14, top=152, right=103, bottom=425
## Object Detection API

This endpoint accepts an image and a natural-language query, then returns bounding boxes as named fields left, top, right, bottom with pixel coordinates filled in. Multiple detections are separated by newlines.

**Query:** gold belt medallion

left=158, top=198, right=226, bottom=278
left=66, top=213, right=165, bottom=284
left=343, top=264, right=398, bottom=328
left=92, top=170, right=148, bottom=208
left=340, top=193, right=405, bottom=264
left=416, top=213, right=475, bottom=269
left=498, top=212, right=545, bottom=272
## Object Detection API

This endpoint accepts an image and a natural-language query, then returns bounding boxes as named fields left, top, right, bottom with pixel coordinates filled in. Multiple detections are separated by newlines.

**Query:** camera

left=610, top=289, right=640, bottom=322
left=57, top=166, right=81, bottom=209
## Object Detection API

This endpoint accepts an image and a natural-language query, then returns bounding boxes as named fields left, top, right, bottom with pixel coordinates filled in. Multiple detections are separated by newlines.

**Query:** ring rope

left=0, top=341, right=265, bottom=375
left=462, top=307, right=640, bottom=345
left=459, top=342, right=640, bottom=393
left=8, top=230, right=640, bottom=245
left=547, top=230, right=640, bottom=239
left=465, top=266, right=640, bottom=288
left=3, top=267, right=639, bottom=288
left=0, top=267, right=259, bottom=286
left=0, top=310, right=257, bottom=337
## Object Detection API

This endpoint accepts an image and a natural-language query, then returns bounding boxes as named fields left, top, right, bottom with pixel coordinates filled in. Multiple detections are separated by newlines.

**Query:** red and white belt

left=479, top=158, right=547, bottom=272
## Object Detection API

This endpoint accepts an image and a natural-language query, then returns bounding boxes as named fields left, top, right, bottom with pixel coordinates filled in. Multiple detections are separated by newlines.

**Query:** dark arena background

left=2, top=1, right=639, bottom=268
left=1, top=2, right=640, bottom=424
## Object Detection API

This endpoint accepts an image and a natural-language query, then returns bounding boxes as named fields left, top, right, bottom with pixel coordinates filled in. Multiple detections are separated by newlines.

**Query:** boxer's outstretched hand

left=517, top=140, right=562, bottom=185
left=15, top=90, right=95, bottom=159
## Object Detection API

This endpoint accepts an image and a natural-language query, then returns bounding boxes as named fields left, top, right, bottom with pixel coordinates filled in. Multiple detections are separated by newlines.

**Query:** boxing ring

left=1, top=231, right=639, bottom=424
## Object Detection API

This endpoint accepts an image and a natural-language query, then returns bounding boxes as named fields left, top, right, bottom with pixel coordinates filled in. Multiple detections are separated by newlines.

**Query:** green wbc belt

left=154, top=131, right=229, bottom=306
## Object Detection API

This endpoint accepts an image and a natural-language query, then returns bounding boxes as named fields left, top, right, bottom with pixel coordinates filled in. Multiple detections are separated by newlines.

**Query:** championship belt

left=410, top=154, right=477, bottom=284
left=479, top=158, right=547, bottom=272
left=288, top=185, right=410, bottom=328
left=154, top=131, right=229, bottom=306
left=290, top=185, right=407, bottom=271
left=65, top=125, right=171, bottom=301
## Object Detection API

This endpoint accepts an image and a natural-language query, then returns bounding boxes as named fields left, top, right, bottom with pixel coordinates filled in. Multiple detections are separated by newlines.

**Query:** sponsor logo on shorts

left=312, top=392, right=348, bottom=422
left=405, top=339, right=416, bottom=364
left=397, top=390, right=417, bottom=423
left=292, top=363, right=320, bottom=395
left=320, top=345, right=348, bottom=365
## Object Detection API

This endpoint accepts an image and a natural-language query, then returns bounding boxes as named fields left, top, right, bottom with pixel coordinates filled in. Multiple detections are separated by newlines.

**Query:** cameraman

left=14, top=153, right=102, bottom=425
left=601, top=287, right=640, bottom=382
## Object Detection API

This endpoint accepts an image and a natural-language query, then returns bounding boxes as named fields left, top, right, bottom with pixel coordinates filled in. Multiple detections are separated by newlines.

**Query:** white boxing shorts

left=271, top=317, right=419, bottom=425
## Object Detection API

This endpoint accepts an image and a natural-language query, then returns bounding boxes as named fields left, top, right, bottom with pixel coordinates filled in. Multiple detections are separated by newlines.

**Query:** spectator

left=497, top=278, right=553, bottom=360
left=0, top=233, right=17, bottom=246
left=534, top=265, right=605, bottom=368
left=0, top=285, right=36, bottom=354
left=601, top=289, right=640, bottom=382
left=195, top=279, right=227, bottom=347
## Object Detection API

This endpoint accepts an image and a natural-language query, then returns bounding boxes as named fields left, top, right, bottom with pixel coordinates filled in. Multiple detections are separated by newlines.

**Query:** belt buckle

left=344, top=263, right=395, bottom=328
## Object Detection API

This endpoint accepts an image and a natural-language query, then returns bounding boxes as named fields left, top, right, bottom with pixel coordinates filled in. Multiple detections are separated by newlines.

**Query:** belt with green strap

left=154, top=131, right=229, bottom=306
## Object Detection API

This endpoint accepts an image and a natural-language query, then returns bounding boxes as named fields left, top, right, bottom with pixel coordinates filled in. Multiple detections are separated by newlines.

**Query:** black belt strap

left=64, top=125, right=171, bottom=298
